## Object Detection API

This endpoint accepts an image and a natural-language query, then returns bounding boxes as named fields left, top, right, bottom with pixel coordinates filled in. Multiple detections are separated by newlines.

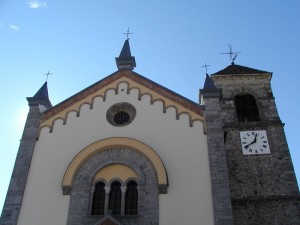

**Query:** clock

left=240, top=130, right=270, bottom=155
left=38, top=104, right=47, bottom=113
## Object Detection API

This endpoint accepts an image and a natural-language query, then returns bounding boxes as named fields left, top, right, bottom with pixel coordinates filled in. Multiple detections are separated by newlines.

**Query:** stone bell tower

left=201, top=63, right=300, bottom=225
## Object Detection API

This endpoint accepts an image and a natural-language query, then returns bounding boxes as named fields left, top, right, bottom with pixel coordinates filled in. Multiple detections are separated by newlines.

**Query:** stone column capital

left=104, top=186, right=111, bottom=194
left=121, top=186, right=127, bottom=193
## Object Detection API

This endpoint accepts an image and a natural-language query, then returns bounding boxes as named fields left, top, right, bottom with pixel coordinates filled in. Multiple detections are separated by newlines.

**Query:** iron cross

left=123, top=27, right=133, bottom=40
left=201, top=62, right=211, bottom=75
left=44, top=71, right=52, bottom=82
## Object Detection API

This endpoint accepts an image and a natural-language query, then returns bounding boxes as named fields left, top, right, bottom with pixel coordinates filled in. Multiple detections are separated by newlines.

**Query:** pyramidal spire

left=199, top=74, right=221, bottom=104
left=203, top=74, right=217, bottom=89
left=27, top=82, right=52, bottom=109
left=34, top=81, right=49, bottom=98
left=115, top=39, right=136, bottom=70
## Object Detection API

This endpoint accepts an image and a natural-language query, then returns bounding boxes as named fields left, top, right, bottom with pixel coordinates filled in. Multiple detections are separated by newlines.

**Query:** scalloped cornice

left=40, top=70, right=204, bottom=129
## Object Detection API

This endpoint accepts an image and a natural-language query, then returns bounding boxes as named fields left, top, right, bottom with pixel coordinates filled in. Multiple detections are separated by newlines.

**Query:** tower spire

left=115, top=37, right=136, bottom=70
left=28, top=82, right=52, bottom=109
left=33, top=82, right=50, bottom=98
left=203, top=74, right=217, bottom=89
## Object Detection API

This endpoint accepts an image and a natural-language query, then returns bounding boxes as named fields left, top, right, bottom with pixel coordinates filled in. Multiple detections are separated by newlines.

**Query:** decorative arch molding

left=93, top=164, right=138, bottom=184
left=66, top=144, right=160, bottom=225
left=62, top=137, right=168, bottom=195
left=231, top=90, right=260, bottom=100
left=39, top=72, right=204, bottom=131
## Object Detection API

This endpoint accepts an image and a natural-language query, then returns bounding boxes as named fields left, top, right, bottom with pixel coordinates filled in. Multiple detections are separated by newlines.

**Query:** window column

left=104, top=186, right=111, bottom=215
left=121, top=186, right=127, bottom=215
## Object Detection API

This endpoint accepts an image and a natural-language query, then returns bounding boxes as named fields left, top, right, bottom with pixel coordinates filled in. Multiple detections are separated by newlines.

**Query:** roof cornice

left=41, top=70, right=203, bottom=125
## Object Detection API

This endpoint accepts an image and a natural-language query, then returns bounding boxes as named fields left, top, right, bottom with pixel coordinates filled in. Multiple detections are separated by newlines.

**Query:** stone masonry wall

left=212, top=74, right=300, bottom=224
left=0, top=103, right=42, bottom=225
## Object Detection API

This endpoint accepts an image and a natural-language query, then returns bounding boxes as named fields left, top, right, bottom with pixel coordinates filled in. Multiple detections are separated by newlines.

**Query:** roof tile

left=213, top=64, right=270, bottom=75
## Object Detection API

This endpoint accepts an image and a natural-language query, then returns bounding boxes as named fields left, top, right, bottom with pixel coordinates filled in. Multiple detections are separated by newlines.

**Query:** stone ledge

left=62, top=185, right=71, bottom=195
left=159, top=184, right=168, bottom=194
left=223, top=120, right=283, bottom=130
left=232, top=195, right=300, bottom=203
left=89, top=215, right=140, bottom=219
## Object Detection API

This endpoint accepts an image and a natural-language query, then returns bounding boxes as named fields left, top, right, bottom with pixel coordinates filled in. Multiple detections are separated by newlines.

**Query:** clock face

left=240, top=130, right=270, bottom=155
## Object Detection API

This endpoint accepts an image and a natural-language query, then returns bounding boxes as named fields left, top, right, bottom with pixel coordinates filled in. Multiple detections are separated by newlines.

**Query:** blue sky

left=1, top=1, right=299, bottom=211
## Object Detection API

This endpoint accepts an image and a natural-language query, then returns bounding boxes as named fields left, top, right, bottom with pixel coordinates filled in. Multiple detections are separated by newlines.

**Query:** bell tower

left=201, top=63, right=300, bottom=224
left=0, top=82, right=52, bottom=225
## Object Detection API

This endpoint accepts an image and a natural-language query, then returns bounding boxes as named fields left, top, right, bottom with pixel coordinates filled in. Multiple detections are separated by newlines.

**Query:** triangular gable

left=95, top=215, right=121, bottom=225
left=40, top=70, right=204, bottom=129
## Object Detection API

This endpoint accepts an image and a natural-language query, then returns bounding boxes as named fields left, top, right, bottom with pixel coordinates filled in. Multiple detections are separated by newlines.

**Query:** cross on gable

left=201, top=62, right=211, bottom=75
left=123, top=27, right=133, bottom=40
left=44, top=71, right=52, bottom=82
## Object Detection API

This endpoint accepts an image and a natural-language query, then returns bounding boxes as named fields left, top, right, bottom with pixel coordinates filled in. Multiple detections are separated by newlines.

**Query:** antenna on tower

left=221, top=44, right=241, bottom=65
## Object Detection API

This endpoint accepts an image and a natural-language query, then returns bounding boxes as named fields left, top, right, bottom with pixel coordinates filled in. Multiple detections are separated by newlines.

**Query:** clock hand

left=244, top=141, right=255, bottom=148
left=244, top=133, right=258, bottom=148
left=253, top=133, right=258, bottom=143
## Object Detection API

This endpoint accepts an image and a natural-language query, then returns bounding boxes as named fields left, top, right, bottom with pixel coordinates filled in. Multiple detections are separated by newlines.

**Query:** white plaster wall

left=17, top=82, right=214, bottom=225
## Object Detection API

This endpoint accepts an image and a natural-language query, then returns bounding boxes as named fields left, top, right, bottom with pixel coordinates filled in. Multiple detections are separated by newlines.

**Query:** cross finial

left=123, top=27, right=133, bottom=40
left=201, top=62, right=211, bottom=75
left=44, top=71, right=52, bottom=82
left=221, top=44, right=241, bottom=65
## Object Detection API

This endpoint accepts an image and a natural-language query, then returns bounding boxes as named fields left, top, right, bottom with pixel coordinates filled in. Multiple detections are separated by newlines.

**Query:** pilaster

left=200, top=87, right=234, bottom=225
left=0, top=95, right=51, bottom=225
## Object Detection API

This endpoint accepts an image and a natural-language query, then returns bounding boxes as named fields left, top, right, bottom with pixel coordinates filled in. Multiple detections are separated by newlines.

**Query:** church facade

left=1, top=40, right=299, bottom=225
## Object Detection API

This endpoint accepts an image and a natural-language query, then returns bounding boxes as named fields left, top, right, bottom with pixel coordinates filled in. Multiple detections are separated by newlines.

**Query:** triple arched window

left=91, top=180, right=138, bottom=216
left=235, top=94, right=260, bottom=122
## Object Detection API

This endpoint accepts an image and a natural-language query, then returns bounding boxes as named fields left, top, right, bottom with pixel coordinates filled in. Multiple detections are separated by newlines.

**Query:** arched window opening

left=125, top=181, right=138, bottom=215
left=91, top=182, right=105, bottom=215
left=235, top=95, right=260, bottom=122
left=108, top=181, right=122, bottom=215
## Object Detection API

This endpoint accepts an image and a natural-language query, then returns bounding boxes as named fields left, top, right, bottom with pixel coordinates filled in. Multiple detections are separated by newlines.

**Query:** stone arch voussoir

left=66, top=145, right=160, bottom=225
left=62, top=137, right=168, bottom=195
